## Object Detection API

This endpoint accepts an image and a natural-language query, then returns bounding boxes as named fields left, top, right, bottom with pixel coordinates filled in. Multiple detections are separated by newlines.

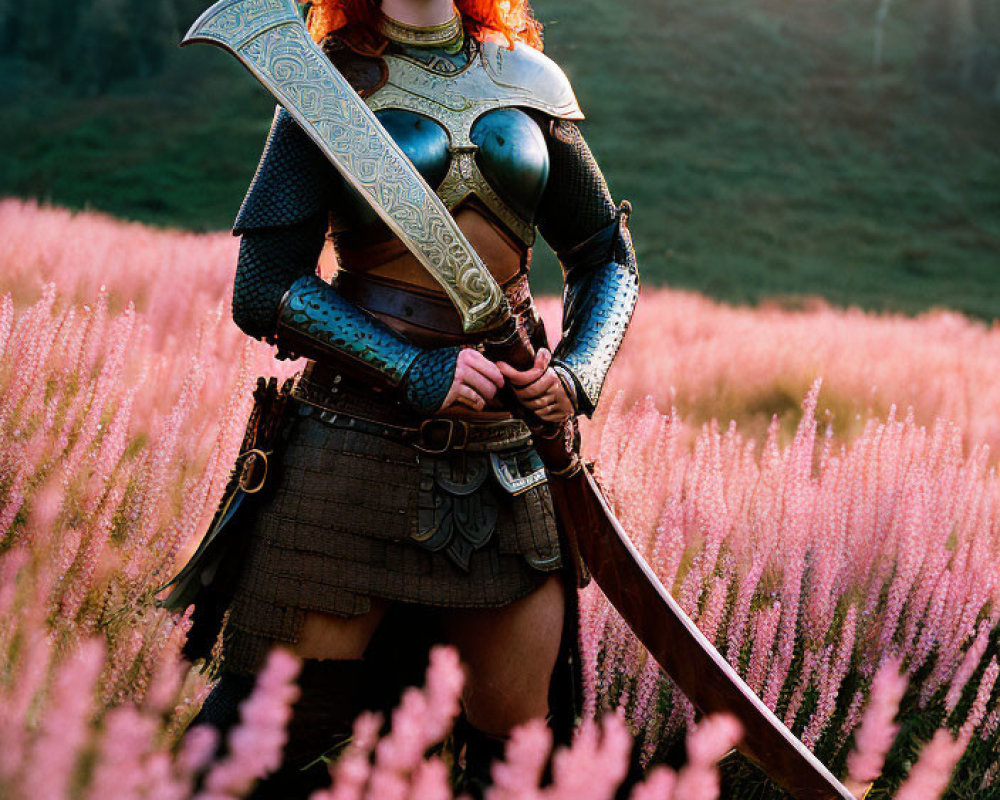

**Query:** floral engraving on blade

left=192, top=0, right=290, bottom=45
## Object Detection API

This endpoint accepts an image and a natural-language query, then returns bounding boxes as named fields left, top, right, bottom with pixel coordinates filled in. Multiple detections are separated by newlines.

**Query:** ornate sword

left=183, top=0, right=508, bottom=334
left=183, top=2, right=857, bottom=797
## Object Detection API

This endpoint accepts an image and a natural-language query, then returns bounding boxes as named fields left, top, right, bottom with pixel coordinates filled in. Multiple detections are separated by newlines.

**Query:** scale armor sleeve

left=277, top=275, right=459, bottom=413
left=233, top=106, right=339, bottom=233
left=233, top=218, right=328, bottom=340
left=536, top=121, right=640, bottom=417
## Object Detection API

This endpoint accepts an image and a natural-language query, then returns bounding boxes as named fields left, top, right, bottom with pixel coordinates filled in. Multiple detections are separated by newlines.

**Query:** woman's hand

left=439, top=348, right=506, bottom=412
left=496, top=348, right=575, bottom=424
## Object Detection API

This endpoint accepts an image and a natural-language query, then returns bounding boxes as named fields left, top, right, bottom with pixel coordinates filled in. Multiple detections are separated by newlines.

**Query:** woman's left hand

left=496, top=348, right=575, bottom=424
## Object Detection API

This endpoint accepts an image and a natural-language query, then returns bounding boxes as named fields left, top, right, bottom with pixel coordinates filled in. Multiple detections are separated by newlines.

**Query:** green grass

left=2, top=0, right=999, bottom=316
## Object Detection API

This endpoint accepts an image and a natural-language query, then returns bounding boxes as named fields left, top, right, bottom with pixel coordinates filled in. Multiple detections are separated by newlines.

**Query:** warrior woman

left=176, top=0, right=639, bottom=796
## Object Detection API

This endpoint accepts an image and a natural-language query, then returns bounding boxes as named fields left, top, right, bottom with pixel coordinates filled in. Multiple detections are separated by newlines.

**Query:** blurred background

left=1, top=0, right=998, bottom=315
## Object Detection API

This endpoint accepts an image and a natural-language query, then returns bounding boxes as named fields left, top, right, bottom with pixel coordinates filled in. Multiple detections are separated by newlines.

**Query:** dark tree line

left=919, top=0, right=1000, bottom=101
left=2, top=0, right=999, bottom=100
left=0, top=0, right=208, bottom=93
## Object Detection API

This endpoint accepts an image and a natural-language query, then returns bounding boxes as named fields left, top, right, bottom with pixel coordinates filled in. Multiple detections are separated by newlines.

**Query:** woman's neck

left=380, top=0, right=456, bottom=27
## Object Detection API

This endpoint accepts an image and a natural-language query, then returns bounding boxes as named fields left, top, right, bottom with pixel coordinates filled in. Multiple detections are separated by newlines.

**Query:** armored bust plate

left=367, top=40, right=585, bottom=244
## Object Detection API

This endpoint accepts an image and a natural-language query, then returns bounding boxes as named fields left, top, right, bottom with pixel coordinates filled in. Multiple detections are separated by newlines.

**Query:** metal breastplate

left=333, top=38, right=584, bottom=246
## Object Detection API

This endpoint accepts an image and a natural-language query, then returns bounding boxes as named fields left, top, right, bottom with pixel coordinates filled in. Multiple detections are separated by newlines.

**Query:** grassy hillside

left=2, top=0, right=999, bottom=316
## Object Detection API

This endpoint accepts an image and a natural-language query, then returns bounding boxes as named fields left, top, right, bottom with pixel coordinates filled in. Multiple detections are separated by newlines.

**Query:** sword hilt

left=483, top=320, right=579, bottom=473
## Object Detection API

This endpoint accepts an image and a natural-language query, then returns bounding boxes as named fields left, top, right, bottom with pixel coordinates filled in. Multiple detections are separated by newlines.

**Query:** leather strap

left=294, top=393, right=533, bottom=454
left=336, top=270, right=466, bottom=335
left=335, top=270, right=535, bottom=338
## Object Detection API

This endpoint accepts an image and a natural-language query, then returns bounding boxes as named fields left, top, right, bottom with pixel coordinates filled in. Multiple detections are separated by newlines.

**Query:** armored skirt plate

left=367, top=40, right=584, bottom=245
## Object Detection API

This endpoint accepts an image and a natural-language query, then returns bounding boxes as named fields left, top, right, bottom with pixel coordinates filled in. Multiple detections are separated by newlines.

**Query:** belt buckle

left=417, top=418, right=469, bottom=454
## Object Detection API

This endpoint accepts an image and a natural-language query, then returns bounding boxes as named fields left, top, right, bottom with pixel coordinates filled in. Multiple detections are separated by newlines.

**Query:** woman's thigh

left=293, top=601, right=390, bottom=660
left=441, top=573, right=565, bottom=735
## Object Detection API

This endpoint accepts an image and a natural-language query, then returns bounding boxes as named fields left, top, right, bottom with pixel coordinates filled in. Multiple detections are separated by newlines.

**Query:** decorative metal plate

left=183, top=0, right=509, bottom=334
left=370, top=41, right=584, bottom=245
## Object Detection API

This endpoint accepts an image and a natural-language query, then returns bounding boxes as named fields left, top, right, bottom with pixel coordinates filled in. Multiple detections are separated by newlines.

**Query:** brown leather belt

left=291, top=372, right=532, bottom=454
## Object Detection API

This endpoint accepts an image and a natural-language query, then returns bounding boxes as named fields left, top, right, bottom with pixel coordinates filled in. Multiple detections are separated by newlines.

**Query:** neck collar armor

left=378, top=11, right=464, bottom=52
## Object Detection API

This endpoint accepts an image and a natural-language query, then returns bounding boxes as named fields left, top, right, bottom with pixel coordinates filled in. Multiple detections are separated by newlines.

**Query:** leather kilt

left=223, top=367, right=563, bottom=676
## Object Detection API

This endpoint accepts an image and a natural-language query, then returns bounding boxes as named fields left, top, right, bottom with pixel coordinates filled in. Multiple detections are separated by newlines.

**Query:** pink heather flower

left=746, top=603, right=781, bottom=696
left=86, top=705, right=160, bottom=800
left=844, top=657, right=907, bottom=794
left=628, top=765, right=677, bottom=800
left=671, top=714, right=743, bottom=800
left=487, top=718, right=551, bottom=800
left=0, top=627, right=53, bottom=779
left=423, top=646, right=465, bottom=741
left=894, top=729, right=966, bottom=800
left=803, top=606, right=857, bottom=748
left=406, top=758, right=452, bottom=800
left=20, top=637, right=105, bottom=800
left=944, top=621, right=991, bottom=713
left=317, top=711, right=382, bottom=800
left=145, top=750, right=193, bottom=800
left=177, top=725, right=221, bottom=775
left=545, top=714, right=633, bottom=800
left=958, top=657, right=999, bottom=741
left=199, top=648, right=302, bottom=799
left=358, top=646, right=466, bottom=800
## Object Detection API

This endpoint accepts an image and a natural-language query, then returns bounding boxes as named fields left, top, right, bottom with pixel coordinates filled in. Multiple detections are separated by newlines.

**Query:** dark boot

left=249, top=658, right=368, bottom=800
left=452, top=716, right=508, bottom=800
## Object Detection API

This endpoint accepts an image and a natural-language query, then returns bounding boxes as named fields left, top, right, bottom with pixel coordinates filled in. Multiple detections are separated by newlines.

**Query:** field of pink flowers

left=1, top=198, right=998, bottom=799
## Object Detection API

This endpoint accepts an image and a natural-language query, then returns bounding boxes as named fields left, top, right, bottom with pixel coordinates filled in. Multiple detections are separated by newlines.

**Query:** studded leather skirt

left=224, top=368, right=563, bottom=675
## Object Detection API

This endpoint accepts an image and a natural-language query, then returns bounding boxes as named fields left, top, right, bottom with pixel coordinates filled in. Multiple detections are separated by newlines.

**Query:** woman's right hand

left=438, top=348, right=505, bottom=412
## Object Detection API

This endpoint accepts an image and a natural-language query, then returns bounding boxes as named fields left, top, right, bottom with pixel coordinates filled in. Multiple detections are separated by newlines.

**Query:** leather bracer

left=276, top=275, right=458, bottom=414
left=551, top=201, right=640, bottom=417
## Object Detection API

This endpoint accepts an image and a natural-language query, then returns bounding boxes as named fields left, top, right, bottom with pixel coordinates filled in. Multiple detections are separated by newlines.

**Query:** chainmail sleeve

left=233, top=218, right=329, bottom=340
left=535, top=119, right=618, bottom=252
left=231, top=103, right=337, bottom=339
left=234, top=106, right=339, bottom=233
left=535, top=120, right=640, bottom=417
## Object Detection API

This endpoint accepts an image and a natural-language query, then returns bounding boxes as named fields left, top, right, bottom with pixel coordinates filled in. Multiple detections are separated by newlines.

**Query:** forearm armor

left=276, top=275, right=458, bottom=413
left=551, top=203, right=639, bottom=417
left=535, top=119, right=639, bottom=417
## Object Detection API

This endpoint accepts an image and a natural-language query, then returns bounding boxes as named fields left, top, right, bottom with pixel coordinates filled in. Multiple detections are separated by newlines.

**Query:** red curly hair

left=303, top=0, right=543, bottom=52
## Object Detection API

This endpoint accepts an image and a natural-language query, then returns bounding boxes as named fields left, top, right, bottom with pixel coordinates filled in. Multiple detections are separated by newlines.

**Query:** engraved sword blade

left=183, top=0, right=509, bottom=334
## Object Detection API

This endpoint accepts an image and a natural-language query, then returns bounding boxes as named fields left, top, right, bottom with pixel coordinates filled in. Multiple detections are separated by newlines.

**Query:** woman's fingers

left=496, top=348, right=550, bottom=389
left=439, top=348, right=509, bottom=411
left=438, top=347, right=572, bottom=420
left=460, top=366, right=501, bottom=401
left=459, top=348, right=504, bottom=389
left=515, top=371, right=558, bottom=401
left=453, top=384, right=486, bottom=410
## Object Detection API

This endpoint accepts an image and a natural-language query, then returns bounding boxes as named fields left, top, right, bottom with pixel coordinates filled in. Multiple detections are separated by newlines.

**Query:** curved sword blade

left=557, top=467, right=857, bottom=800
left=183, top=0, right=509, bottom=334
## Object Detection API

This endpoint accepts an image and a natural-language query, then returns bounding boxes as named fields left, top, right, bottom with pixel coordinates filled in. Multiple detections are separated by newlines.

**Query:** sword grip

left=483, top=321, right=579, bottom=473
